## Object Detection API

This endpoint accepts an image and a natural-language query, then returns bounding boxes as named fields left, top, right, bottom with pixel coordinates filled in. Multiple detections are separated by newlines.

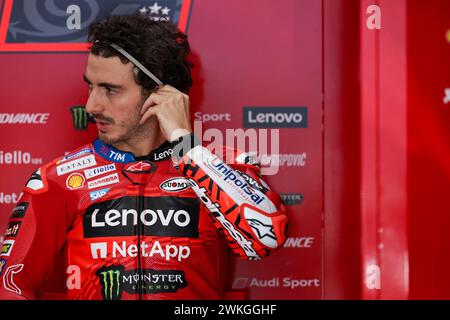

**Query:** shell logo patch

left=66, top=172, right=85, bottom=190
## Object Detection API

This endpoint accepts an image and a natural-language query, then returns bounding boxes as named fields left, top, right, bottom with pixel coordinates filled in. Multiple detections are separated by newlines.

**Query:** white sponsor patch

left=56, top=155, right=96, bottom=176
left=89, top=188, right=109, bottom=201
left=187, top=145, right=276, bottom=213
left=160, top=177, right=191, bottom=192
left=243, top=207, right=278, bottom=248
left=88, top=173, right=119, bottom=189
left=84, top=164, right=116, bottom=179
left=60, top=148, right=93, bottom=162
left=0, top=240, right=15, bottom=257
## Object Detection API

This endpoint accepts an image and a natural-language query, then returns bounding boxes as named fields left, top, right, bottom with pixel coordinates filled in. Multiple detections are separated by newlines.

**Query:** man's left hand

left=139, top=85, right=192, bottom=142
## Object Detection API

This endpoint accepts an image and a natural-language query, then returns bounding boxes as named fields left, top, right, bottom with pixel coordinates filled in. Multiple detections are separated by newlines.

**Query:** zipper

left=137, top=184, right=144, bottom=300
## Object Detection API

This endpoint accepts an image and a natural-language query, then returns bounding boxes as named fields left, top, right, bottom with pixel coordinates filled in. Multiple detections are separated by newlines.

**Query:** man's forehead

left=85, top=53, right=134, bottom=83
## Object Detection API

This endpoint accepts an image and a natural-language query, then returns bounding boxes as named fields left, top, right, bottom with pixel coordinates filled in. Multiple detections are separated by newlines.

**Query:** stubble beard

left=98, top=101, right=153, bottom=148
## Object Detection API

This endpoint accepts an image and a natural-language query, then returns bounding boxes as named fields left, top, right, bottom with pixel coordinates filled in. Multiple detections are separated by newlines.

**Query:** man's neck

left=112, top=135, right=166, bottom=157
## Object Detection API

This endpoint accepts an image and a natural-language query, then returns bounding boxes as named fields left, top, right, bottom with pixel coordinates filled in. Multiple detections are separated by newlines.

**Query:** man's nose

left=85, top=89, right=104, bottom=114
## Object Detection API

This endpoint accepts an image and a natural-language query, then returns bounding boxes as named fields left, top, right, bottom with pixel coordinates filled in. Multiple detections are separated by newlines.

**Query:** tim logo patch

left=0, top=0, right=193, bottom=52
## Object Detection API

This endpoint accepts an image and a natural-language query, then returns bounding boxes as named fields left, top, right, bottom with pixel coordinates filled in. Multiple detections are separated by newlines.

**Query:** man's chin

left=98, top=132, right=120, bottom=146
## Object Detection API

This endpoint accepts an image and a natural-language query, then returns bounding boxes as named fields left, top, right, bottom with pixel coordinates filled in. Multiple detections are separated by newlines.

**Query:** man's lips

left=96, top=121, right=111, bottom=131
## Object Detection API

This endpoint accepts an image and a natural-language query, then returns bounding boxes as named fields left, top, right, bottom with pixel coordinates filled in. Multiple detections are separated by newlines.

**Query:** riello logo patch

left=96, top=265, right=187, bottom=300
left=0, top=0, right=193, bottom=52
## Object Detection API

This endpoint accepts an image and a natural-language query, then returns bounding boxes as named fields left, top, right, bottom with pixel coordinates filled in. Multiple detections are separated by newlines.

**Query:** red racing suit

left=0, top=134, right=289, bottom=300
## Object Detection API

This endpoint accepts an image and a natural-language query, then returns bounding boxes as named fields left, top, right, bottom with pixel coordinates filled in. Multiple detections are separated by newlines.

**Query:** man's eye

left=105, top=87, right=117, bottom=95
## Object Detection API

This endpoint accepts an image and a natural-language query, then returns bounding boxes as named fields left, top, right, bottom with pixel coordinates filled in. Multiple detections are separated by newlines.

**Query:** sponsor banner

left=0, top=113, right=49, bottom=124
left=160, top=177, right=191, bottom=192
left=233, top=277, right=320, bottom=290
left=95, top=265, right=187, bottom=300
left=93, top=139, right=135, bottom=163
left=60, top=148, right=93, bottom=162
left=194, top=111, right=231, bottom=122
left=283, top=237, right=314, bottom=248
left=90, top=240, right=190, bottom=262
left=153, top=149, right=174, bottom=162
left=83, top=196, right=200, bottom=238
left=258, top=153, right=307, bottom=168
left=0, top=0, right=193, bottom=52
left=200, top=152, right=276, bottom=211
left=280, top=194, right=304, bottom=206
left=0, top=192, right=22, bottom=204
left=0, top=150, right=42, bottom=165
left=56, top=155, right=96, bottom=176
left=87, top=173, right=119, bottom=189
left=0, top=240, right=15, bottom=256
left=89, top=188, right=109, bottom=201
left=4, top=221, right=21, bottom=238
left=243, top=107, right=308, bottom=128
left=84, top=164, right=116, bottom=179
left=9, top=202, right=28, bottom=219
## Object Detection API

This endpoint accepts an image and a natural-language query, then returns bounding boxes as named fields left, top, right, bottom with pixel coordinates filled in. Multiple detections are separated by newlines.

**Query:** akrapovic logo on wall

left=243, top=107, right=308, bottom=128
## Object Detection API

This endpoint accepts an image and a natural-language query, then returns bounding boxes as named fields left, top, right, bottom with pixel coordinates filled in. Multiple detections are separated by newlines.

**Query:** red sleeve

left=178, top=142, right=289, bottom=260
left=0, top=164, right=67, bottom=299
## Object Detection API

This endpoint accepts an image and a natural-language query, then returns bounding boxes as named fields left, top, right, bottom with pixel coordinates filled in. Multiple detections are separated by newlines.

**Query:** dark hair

left=88, top=14, right=193, bottom=93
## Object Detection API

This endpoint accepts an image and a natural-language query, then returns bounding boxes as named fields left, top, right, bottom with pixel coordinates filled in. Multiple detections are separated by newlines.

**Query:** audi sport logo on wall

left=0, top=0, right=193, bottom=52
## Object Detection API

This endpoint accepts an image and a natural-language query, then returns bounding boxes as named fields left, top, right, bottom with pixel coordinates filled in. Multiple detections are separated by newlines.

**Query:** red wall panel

left=188, top=0, right=324, bottom=300
left=407, top=0, right=450, bottom=299
left=323, top=0, right=361, bottom=300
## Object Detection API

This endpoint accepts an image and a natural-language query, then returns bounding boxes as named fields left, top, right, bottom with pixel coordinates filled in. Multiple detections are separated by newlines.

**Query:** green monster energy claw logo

left=96, top=265, right=124, bottom=300
left=70, top=105, right=91, bottom=130
left=95, top=265, right=188, bottom=300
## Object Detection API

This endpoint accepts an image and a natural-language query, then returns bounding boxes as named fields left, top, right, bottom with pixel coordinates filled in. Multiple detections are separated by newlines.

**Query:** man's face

left=84, top=53, right=149, bottom=146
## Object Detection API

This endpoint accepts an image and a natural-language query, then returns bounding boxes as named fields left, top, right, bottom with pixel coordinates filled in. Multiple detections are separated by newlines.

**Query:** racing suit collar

left=93, top=138, right=176, bottom=163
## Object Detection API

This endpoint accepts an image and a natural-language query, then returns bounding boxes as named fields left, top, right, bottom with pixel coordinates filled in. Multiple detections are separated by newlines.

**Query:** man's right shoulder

left=23, top=143, right=98, bottom=195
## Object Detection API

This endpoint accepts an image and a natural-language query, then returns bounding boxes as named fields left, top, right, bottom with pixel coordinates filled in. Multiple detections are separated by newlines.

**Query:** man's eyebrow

left=83, top=74, right=124, bottom=90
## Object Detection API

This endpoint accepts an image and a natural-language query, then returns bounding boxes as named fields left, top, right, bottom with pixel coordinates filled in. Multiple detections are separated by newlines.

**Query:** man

left=0, top=14, right=288, bottom=300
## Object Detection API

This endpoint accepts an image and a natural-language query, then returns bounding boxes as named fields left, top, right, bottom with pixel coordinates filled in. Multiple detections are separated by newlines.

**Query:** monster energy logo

left=96, top=265, right=124, bottom=300
left=96, top=265, right=187, bottom=300
left=70, top=105, right=94, bottom=130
